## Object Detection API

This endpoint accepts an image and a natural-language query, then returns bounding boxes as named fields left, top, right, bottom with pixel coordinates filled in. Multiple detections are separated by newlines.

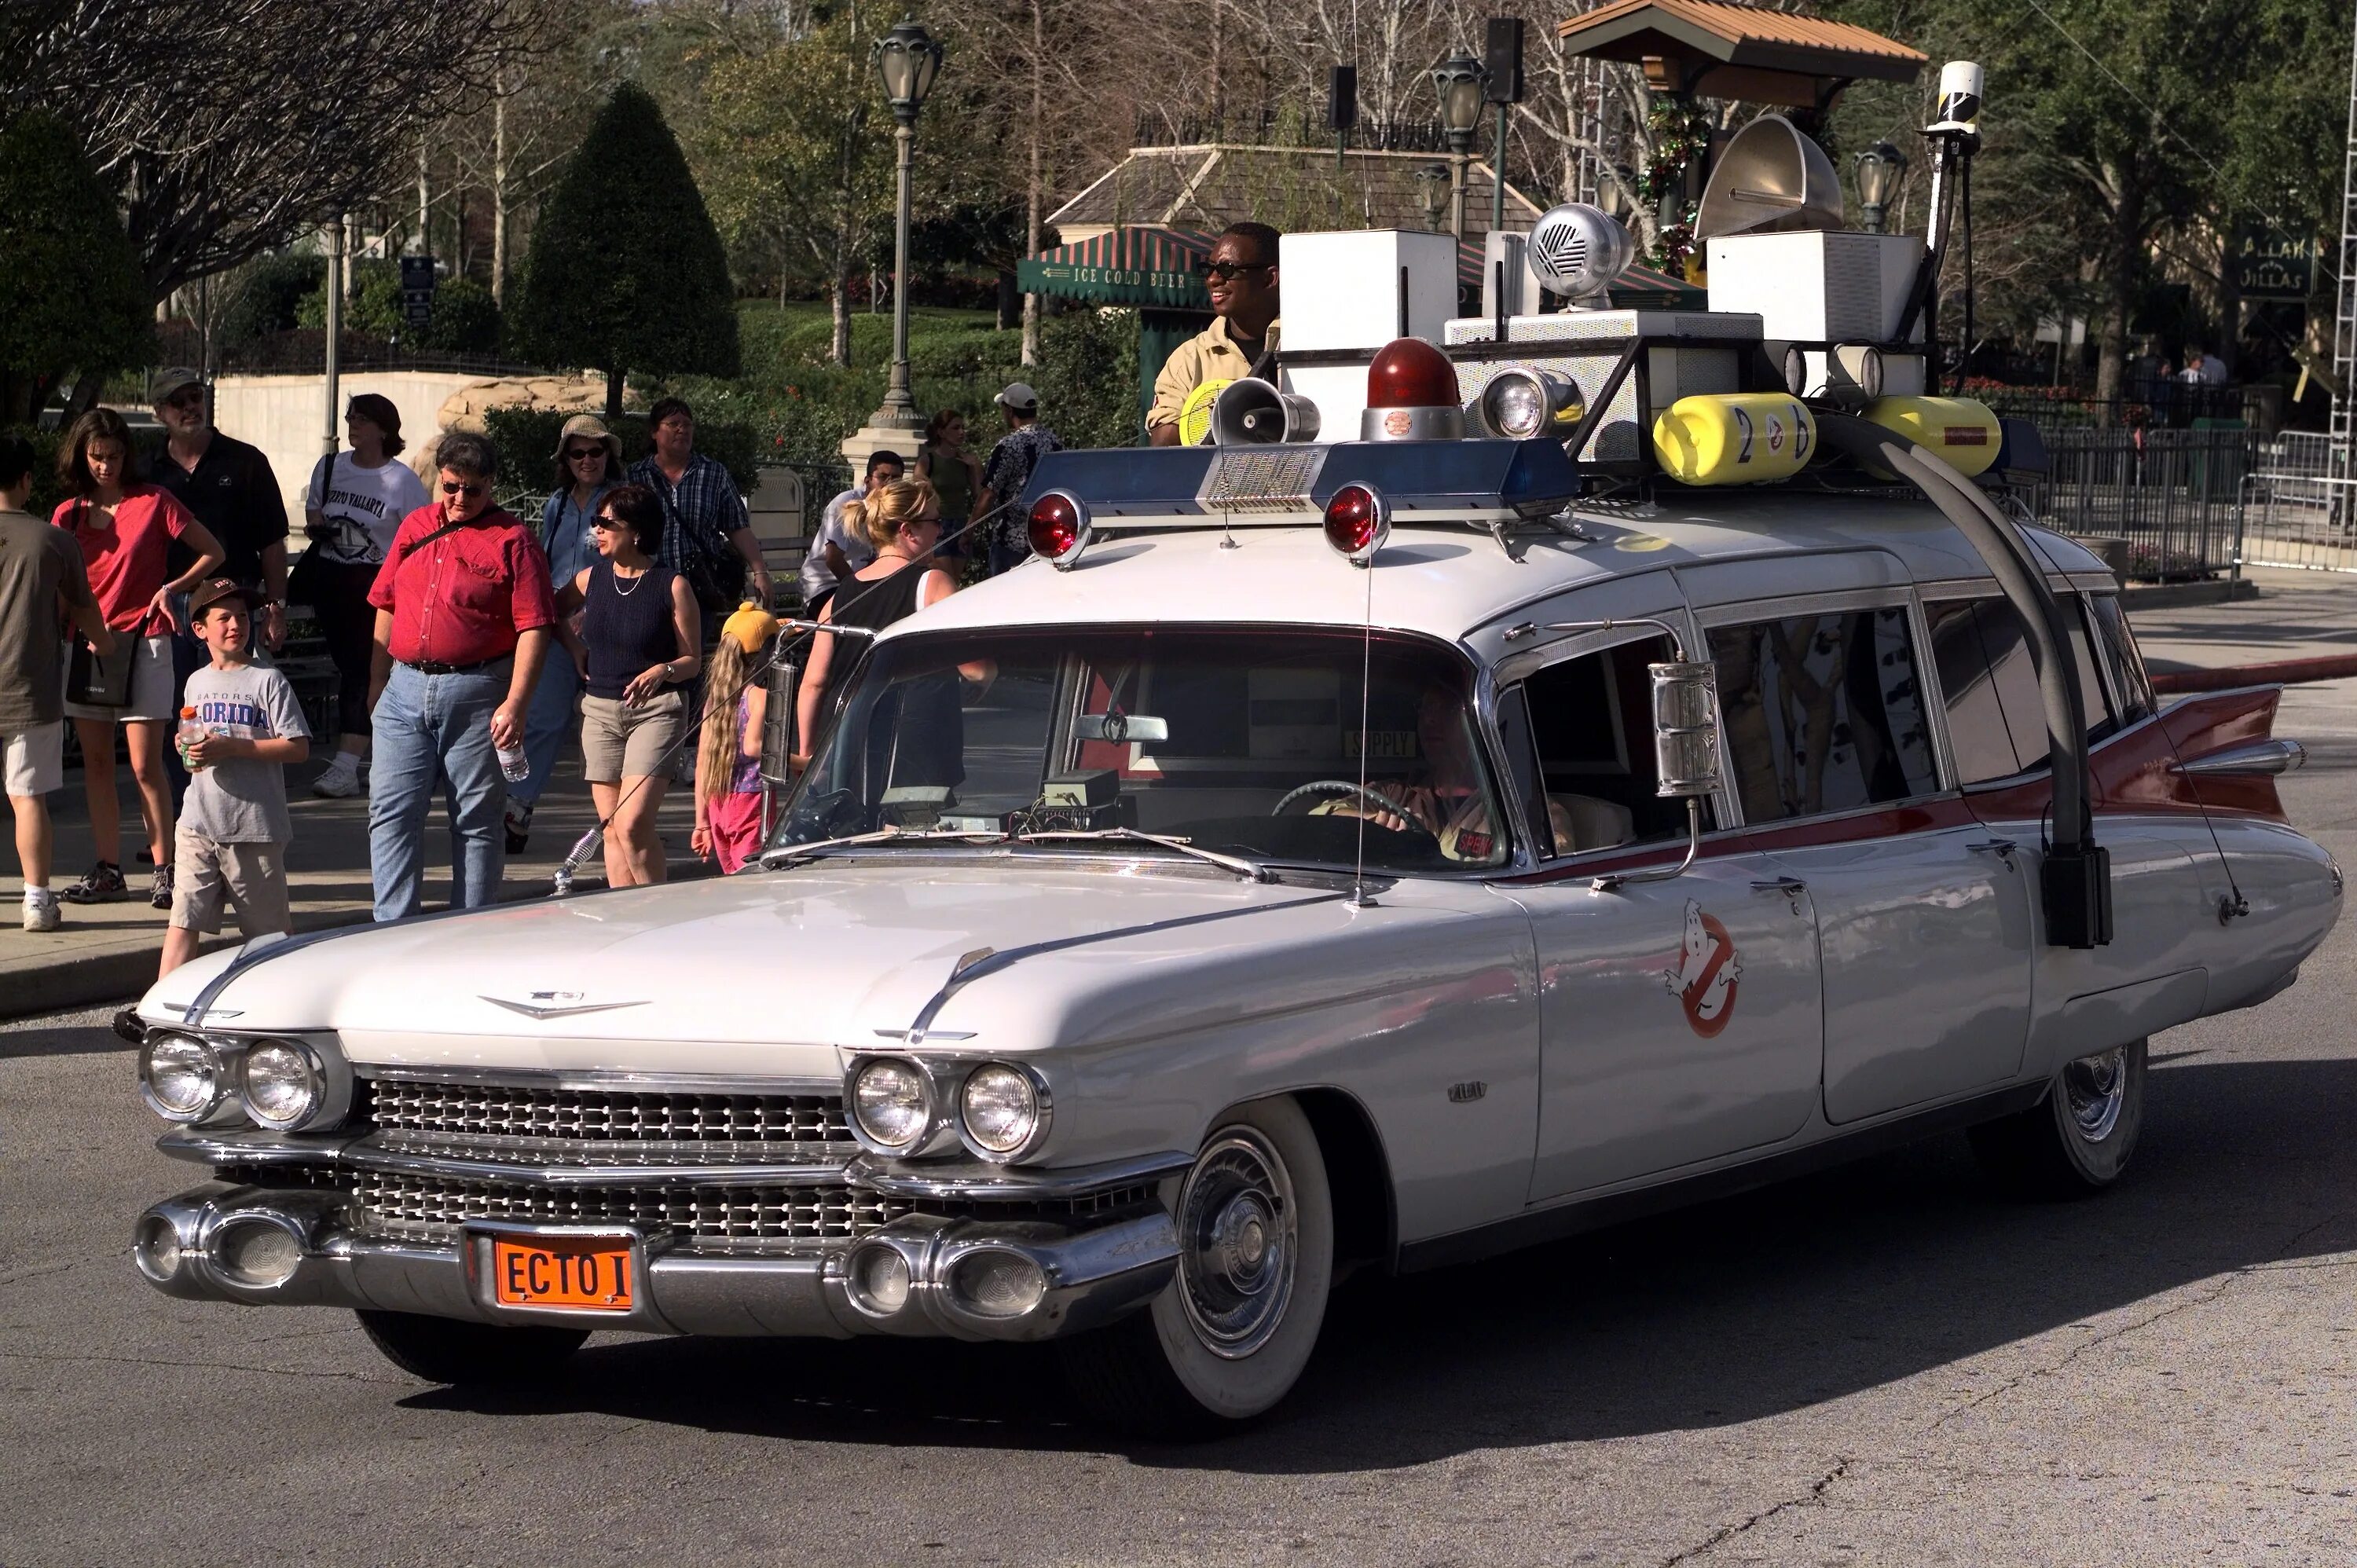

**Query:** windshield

left=770, top=628, right=1510, bottom=874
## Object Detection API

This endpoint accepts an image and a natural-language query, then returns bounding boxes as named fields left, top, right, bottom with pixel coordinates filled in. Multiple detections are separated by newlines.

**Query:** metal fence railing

left=2242, top=432, right=2357, bottom=573
left=2014, top=427, right=2249, bottom=581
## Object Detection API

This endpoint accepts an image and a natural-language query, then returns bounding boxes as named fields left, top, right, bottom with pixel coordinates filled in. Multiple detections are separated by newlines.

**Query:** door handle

left=1967, top=838, right=2018, bottom=859
left=1750, top=876, right=1807, bottom=895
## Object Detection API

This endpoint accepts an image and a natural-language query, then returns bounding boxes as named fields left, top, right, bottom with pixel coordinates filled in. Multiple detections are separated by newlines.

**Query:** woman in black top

left=794, top=478, right=965, bottom=795
left=558, top=483, right=700, bottom=887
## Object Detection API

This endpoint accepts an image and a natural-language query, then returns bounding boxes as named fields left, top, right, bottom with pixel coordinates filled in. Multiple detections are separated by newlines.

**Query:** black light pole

left=1483, top=18, right=1525, bottom=236
left=870, top=18, right=944, bottom=433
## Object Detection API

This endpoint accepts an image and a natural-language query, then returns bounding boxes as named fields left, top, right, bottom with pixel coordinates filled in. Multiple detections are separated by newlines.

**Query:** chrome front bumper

left=135, top=1181, right=1178, bottom=1342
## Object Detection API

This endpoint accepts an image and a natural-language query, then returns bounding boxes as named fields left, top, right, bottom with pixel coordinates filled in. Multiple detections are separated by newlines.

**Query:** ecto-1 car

left=126, top=198, right=2339, bottom=1436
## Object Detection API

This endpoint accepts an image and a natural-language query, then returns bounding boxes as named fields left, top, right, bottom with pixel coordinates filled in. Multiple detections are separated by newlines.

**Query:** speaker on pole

left=1327, top=65, right=1358, bottom=131
left=1483, top=18, right=1524, bottom=104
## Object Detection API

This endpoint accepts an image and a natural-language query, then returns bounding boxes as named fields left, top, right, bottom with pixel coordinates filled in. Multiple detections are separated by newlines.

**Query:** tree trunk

left=417, top=142, right=431, bottom=255
left=1021, top=0, right=1043, bottom=367
left=605, top=366, right=625, bottom=422
left=492, top=85, right=509, bottom=306
left=831, top=277, right=851, bottom=366
left=2093, top=160, right=2143, bottom=416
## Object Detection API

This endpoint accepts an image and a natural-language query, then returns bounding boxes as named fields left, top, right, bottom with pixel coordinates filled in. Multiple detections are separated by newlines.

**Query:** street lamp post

left=867, top=18, right=944, bottom=435
left=1431, top=55, right=1486, bottom=244
left=1415, top=163, right=1453, bottom=233
left=1854, top=141, right=1908, bottom=234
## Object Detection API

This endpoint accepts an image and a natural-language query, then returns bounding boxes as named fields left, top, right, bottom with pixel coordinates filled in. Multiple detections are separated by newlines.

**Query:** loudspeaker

left=1483, top=18, right=1524, bottom=104
left=1327, top=65, right=1358, bottom=132
left=1211, top=378, right=1323, bottom=445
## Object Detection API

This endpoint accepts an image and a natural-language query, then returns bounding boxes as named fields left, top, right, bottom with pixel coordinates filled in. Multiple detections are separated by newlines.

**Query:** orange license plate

left=491, top=1236, right=634, bottom=1311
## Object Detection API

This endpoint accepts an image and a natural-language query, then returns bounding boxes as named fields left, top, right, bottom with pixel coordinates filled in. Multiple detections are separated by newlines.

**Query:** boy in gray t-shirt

left=159, top=579, right=311, bottom=978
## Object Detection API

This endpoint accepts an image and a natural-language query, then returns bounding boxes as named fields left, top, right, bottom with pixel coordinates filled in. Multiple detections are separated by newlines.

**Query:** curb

left=2121, top=578, right=2261, bottom=611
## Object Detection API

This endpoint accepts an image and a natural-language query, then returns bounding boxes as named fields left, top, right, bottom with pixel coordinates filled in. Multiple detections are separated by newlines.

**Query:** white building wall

left=205, top=372, right=481, bottom=522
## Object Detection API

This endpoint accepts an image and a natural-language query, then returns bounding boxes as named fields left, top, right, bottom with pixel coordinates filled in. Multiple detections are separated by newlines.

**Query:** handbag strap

left=398, top=514, right=478, bottom=563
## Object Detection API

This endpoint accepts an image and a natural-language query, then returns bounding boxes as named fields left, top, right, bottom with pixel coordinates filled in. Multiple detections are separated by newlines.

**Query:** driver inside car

left=1317, top=688, right=1585, bottom=861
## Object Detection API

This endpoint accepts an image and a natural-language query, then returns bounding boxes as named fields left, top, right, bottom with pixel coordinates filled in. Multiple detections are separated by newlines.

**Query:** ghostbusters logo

left=1662, top=899, right=1741, bottom=1037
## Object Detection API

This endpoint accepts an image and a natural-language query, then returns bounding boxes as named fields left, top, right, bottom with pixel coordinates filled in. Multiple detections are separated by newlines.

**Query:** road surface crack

left=1657, top=1455, right=1852, bottom=1565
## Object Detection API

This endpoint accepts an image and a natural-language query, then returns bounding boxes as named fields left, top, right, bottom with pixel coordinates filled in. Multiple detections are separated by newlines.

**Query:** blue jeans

left=512, top=652, right=581, bottom=808
left=368, top=661, right=509, bottom=921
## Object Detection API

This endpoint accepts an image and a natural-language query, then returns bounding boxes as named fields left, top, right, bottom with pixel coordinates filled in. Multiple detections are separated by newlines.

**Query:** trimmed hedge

left=478, top=407, right=764, bottom=499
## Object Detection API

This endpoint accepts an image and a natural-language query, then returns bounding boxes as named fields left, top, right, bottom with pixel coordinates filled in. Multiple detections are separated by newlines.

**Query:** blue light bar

left=1020, top=438, right=1582, bottom=520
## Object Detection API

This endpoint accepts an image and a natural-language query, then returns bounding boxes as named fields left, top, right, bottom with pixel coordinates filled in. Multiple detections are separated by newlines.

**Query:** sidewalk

left=0, top=749, right=710, bottom=1018
left=2130, top=566, right=2357, bottom=674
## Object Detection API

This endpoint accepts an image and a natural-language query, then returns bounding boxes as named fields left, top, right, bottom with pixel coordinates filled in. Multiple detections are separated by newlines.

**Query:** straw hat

left=552, top=413, right=623, bottom=468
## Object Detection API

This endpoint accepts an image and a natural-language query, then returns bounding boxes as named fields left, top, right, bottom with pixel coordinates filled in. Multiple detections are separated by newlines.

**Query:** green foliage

left=1033, top=308, right=1143, bottom=451
left=297, top=262, right=503, bottom=355
left=508, top=81, right=741, bottom=389
left=3, top=425, right=68, bottom=518
left=218, top=253, right=327, bottom=343
left=0, top=111, right=152, bottom=417
left=478, top=406, right=764, bottom=499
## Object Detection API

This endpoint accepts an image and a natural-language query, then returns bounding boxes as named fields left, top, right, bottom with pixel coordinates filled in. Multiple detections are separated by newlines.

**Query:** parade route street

left=4, top=668, right=2355, bottom=1566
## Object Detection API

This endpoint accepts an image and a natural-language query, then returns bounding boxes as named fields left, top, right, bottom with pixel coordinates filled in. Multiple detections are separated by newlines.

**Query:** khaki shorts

left=170, top=831, right=291, bottom=937
left=2, top=720, right=64, bottom=796
left=63, top=633, right=177, bottom=724
left=579, top=689, right=687, bottom=783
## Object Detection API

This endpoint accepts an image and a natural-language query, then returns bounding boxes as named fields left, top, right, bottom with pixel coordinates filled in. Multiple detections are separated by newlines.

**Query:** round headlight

left=1489, top=376, right=1545, bottom=438
left=239, top=1041, right=323, bottom=1130
left=852, top=1058, right=930, bottom=1148
left=960, top=1064, right=1042, bottom=1156
left=140, top=1035, right=223, bottom=1122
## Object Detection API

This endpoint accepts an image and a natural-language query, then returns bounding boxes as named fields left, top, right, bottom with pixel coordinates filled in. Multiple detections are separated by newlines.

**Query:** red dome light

left=1365, top=338, right=1461, bottom=410
left=1026, top=491, right=1090, bottom=569
left=1323, top=483, right=1390, bottom=565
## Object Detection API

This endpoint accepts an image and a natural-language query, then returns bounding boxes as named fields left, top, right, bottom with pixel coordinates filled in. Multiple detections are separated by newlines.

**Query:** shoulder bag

left=284, top=452, right=335, bottom=610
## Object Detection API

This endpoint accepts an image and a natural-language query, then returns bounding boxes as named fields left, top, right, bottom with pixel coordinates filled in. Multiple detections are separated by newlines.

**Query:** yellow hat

left=721, top=600, right=779, bottom=655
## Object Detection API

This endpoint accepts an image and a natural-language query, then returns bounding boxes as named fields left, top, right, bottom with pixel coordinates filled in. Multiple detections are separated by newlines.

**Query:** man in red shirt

left=363, top=431, right=554, bottom=920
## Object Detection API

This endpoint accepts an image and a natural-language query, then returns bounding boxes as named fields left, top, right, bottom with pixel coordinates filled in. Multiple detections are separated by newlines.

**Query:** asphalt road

left=6, top=690, right=2357, bottom=1566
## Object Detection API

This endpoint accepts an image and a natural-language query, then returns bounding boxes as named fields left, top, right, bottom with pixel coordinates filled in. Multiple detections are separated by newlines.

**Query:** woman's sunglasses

left=566, top=446, right=607, bottom=462
left=441, top=481, right=487, bottom=498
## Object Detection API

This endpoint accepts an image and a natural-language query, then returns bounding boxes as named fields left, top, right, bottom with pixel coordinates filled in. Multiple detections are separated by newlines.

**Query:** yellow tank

left=1651, top=394, right=1818, bottom=485
left=1860, top=397, right=2002, bottom=478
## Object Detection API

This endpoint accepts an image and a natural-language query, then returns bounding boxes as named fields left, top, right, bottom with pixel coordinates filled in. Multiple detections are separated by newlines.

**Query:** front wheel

left=1057, top=1097, right=1334, bottom=1438
left=355, top=1309, right=588, bottom=1386
left=1969, top=1038, right=2147, bottom=1198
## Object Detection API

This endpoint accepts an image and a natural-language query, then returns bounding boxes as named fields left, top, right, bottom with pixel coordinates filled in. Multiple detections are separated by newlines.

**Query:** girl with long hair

left=50, top=408, right=225, bottom=908
left=691, top=604, right=776, bottom=874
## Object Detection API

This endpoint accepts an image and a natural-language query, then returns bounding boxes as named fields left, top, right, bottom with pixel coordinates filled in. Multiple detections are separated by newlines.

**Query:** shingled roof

left=1558, top=0, right=1925, bottom=108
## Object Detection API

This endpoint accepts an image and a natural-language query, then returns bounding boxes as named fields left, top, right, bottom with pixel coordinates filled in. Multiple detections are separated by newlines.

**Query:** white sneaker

left=22, top=892, right=58, bottom=932
left=311, top=758, right=363, bottom=798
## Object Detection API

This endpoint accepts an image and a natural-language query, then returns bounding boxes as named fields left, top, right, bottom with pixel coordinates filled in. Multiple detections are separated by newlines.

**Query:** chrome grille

left=351, top=1171, right=911, bottom=1251
left=359, top=1076, right=853, bottom=1163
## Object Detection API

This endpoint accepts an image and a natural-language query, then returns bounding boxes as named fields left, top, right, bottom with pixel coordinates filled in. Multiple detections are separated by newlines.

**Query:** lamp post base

left=841, top=412, right=929, bottom=474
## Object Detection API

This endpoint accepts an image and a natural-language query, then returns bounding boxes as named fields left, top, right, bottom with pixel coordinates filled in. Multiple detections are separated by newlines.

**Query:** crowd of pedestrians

left=0, top=373, right=1065, bottom=965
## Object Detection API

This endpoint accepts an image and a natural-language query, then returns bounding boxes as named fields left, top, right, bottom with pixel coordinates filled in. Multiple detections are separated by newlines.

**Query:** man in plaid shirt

left=627, top=397, right=771, bottom=609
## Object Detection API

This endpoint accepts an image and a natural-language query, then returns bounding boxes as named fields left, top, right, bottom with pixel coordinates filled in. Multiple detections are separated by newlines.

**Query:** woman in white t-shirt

left=302, top=393, right=429, bottom=797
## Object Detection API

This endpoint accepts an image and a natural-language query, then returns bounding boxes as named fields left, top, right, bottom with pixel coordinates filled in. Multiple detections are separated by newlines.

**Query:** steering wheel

left=1268, top=779, right=1440, bottom=852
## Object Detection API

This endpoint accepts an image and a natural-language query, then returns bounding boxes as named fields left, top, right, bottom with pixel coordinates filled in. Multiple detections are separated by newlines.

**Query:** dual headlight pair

left=139, top=1033, right=346, bottom=1133
left=850, top=1057, right=1049, bottom=1163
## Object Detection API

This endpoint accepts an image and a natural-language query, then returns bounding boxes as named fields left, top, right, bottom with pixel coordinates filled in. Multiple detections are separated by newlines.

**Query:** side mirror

left=1649, top=660, right=1723, bottom=799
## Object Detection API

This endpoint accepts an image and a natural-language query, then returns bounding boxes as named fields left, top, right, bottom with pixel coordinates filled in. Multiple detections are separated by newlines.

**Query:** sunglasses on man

left=1194, top=260, right=1274, bottom=282
left=163, top=390, right=205, bottom=411
left=441, top=481, right=488, bottom=498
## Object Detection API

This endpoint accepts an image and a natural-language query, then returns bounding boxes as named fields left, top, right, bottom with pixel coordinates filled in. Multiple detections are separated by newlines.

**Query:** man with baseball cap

left=973, top=382, right=1061, bottom=577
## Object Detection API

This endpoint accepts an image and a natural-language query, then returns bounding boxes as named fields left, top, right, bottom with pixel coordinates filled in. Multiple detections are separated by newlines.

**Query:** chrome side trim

left=2170, top=738, right=2306, bottom=778
left=357, top=1064, right=841, bottom=1094
left=159, top=1127, right=358, bottom=1166
left=845, top=1149, right=1191, bottom=1200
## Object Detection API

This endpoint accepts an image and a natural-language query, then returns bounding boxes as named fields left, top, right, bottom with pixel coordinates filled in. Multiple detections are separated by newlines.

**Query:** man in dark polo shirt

left=147, top=368, right=290, bottom=648
left=364, top=430, right=554, bottom=921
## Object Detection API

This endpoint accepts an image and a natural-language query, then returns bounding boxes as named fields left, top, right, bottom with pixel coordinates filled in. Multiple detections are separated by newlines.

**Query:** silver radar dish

left=1527, top=203, right=1633, bottom=308
left=1694, top=114, right=1845, bottom=240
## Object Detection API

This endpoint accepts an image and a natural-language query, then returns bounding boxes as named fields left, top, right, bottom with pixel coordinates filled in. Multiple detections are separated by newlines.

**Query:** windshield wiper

left=1013, top=827, right=1271, bottom=882
left=759, top=826, right=1008, bottom=867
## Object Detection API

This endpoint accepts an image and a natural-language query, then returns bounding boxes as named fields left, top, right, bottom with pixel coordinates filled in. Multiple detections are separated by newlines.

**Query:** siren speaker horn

left=1694, top=114, right=1845, bottom=240
left=1527, top=203, right=1633, bottom=307
left=1211, top=378, right=1322, bottom=445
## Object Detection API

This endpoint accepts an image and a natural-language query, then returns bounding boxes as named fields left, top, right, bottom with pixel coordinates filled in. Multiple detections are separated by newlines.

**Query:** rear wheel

left=355, top=1310, right=588, bottom=1386
left=1058, top=1097, right=1334, bottom=1439
left=1969, top=1038, right=2147, bottom=1198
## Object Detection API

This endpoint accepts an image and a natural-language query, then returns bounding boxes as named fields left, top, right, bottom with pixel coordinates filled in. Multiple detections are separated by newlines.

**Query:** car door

left=1487, top=577, right=1824, bottom=1202
left=1699, top=589, right=2036, bottom=1125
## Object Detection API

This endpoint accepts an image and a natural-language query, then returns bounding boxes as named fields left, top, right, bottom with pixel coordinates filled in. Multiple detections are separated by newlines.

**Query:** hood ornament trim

left=479, top=992, right=650, bottom=1020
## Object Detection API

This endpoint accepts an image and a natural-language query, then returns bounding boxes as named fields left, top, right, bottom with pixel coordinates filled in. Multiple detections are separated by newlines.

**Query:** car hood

left=141, top=859, right=1493, bottom=1076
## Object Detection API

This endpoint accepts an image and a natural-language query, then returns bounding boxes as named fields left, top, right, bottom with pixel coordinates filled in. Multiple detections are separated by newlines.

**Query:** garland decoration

left=1637, top=95, right=1712, bottom=274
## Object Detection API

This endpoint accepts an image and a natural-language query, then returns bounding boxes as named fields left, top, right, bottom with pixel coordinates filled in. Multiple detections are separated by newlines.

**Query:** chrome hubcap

left=2062, top=1046, right=2128, bottom=1142
left=1175, top=1129, right=1297, bottom=1360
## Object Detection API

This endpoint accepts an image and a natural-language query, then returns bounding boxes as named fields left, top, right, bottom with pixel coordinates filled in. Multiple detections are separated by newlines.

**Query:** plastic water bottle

left=175, top=706, right=206, bottom=771
left=497, top=739, right=530, bottom=784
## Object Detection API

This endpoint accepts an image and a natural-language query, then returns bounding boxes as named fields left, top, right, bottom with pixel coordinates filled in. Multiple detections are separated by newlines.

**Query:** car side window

left=1707, top=606, right=1938, bottom=824
left=1516, top=635, right=1706, bottom=852
left=2086, top=594, right=2156, bottom=722
left=1926, top=592, right=2121, bottom=782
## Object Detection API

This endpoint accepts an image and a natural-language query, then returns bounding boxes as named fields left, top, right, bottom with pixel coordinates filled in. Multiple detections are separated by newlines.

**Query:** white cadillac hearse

left=126, top=136, right=2340, bottom=1434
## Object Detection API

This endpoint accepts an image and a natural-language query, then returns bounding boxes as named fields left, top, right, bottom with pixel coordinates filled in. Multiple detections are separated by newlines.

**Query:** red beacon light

left=1361, top=338, right=1466, bottom=442
left=1322, top=482, right=1391, bottom=566
left=1025, top=490, right=1091, bottom=570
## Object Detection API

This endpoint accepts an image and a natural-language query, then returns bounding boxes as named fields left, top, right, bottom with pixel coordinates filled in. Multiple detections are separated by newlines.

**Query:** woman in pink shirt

left=50, top=409, right=223, bottom=910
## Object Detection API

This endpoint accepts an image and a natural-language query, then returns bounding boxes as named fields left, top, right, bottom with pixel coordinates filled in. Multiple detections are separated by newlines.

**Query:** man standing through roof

left=1147, top=222, right=1282, bottom=447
